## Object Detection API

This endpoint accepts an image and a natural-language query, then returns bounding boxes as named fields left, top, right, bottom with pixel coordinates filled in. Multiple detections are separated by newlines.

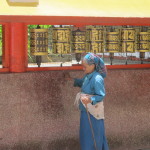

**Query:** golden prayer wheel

left=86, top=26, right=104, bottom=53
left=137, top=29, right=150, bottom=64
left=105, top=32, right=120, bottom=53
left=137, top=32, right=150, bottom=52
left=72, top=28, right=86, bottom=53
left=121, top=28, right=135, bottom=52
left=30, top=28, right=48, bottom=56
left=52, top=27, right=71, bottom=54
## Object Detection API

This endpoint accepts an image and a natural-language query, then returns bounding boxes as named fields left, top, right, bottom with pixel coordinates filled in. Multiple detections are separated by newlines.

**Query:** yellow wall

left=1, top=0, right=150, bottom=17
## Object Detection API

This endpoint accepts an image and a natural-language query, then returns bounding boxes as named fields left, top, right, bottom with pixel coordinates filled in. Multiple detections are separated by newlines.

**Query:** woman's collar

left=86, top=70, right=96, bottom=79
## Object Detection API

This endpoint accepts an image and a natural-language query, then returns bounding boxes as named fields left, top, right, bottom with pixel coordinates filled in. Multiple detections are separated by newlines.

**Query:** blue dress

left=74, top=71, right=109, bottom=150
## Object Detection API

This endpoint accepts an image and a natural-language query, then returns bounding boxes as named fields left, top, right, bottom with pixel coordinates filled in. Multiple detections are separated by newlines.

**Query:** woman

left=65, top=53, right=109, bottom=150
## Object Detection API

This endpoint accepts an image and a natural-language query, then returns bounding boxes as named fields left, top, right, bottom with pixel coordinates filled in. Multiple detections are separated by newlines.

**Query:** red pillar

left=9, top=22, right=27, bottom=72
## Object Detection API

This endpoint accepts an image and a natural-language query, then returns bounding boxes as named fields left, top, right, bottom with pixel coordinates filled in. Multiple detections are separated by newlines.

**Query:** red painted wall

left=0, top=69, right=150, bottom=150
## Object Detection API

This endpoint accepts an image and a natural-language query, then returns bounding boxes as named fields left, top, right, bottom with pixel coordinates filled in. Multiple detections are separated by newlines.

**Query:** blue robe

left=74, top=71, right=109, bottom=150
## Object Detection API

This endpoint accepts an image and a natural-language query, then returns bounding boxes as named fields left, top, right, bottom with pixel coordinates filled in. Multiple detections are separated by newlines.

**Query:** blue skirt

left=80, top=111, right=109, bottom=150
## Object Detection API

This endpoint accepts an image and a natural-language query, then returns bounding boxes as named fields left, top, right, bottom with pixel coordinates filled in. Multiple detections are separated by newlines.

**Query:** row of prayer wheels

left=30, top=25, right=150, bottom=56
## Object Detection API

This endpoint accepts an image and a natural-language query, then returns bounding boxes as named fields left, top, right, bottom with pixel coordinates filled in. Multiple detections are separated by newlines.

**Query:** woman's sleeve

left=74, top=76, right=85, bottom=88
left=90, top=75, right=106, bottom=105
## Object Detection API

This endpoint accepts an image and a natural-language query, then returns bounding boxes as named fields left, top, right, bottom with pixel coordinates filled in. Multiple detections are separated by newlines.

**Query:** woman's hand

left=81, top=96, right=92, bottom=105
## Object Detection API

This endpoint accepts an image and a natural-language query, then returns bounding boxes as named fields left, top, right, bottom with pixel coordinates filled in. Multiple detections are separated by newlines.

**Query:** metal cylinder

left=105, top=31, right=120, bottom=53
left=137, top=32, right=150, bottom=52
left=72, top=28, right=86, bottom=53
left=30, top=28, right=48, bottom=56
left=86, top=26, right=103, bottom=53
left=121, top=28, right=135, bottom=52
left=52, top=27, right=71, bottom=54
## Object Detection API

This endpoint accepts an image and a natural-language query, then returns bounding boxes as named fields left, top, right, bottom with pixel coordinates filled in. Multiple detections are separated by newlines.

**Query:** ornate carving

left=138, top=32, right=150, bottom=52
left=86, top=26, right=103, bottom=53
left=105, top=31, right=120, bottom=53
left=30, top=29, right=48, bottom=55
left=72, top=28, right=86, bottom=53
left=52, top=27, right=71, bottom=54
left=121, top=28, right=135, bottom=52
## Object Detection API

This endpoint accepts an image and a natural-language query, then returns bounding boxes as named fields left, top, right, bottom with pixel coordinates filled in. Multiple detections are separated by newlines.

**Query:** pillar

left=9, top=22, right=27, bottom=72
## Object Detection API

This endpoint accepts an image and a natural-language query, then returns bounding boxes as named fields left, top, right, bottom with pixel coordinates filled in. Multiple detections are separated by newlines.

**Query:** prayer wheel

left=52, top=26, right=71, bottom=54
left=137, top=32, right=150, bottom=52
left=105, top=27, right=120, bottom=65
left=137, top=27, right=150, bottom=64
left=121, top=28, right=135, bottom=53
left=105, top=31, right=120, bottom=53
left=72, top=28, right=86, bottom=53
left=30, top=28, right=48, bottom=56
left=86, top=26, right=104, bottom=53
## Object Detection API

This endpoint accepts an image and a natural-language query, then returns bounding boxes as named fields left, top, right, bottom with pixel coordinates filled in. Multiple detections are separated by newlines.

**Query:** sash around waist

left=75, top=92, right=104, bottom=120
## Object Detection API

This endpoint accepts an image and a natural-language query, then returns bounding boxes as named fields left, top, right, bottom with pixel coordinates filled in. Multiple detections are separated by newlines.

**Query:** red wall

left=0, top=69, right=150, bottom=150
